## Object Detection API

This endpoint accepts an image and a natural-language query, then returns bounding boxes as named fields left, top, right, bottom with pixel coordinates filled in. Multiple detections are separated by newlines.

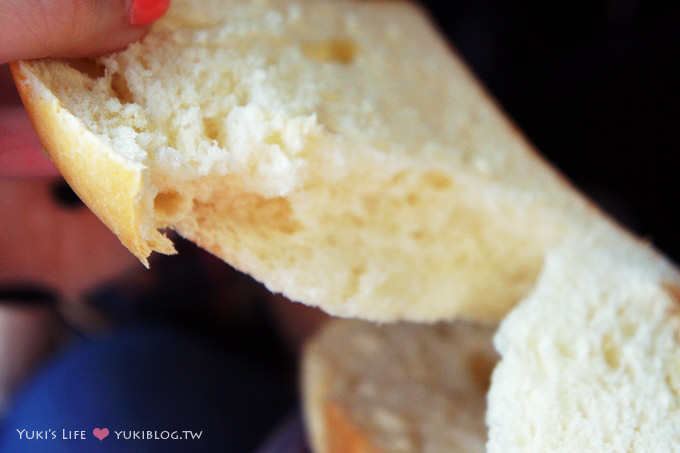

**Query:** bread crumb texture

left=303, top=319, right=497, bottom=453
left=487, top=227, right=680, bottom=453
left=17, top=0, right=609, bottom=321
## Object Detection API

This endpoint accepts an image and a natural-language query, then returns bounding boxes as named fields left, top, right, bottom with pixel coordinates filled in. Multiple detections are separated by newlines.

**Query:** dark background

left=420, top=0, right=680, bottom=261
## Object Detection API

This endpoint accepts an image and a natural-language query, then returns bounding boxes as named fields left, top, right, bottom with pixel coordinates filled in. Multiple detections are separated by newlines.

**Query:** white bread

left=486, top=228, right=680, bottom=452
left=305, top=232, right=680, bottom=453
left=302, top=318, right=497, bottom=453
left=12, top=0, right=680, bottom=448
left=10, top=0, right=644, bottom=323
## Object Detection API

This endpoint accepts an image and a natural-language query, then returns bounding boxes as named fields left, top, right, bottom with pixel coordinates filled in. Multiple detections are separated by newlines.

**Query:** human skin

left=0, top=0, right=170, bottom=178
left=0, top=0, right=172, bottom=290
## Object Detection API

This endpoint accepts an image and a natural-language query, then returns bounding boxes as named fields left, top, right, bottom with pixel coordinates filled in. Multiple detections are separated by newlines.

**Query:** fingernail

left=128, top=0, right=171, bottom=26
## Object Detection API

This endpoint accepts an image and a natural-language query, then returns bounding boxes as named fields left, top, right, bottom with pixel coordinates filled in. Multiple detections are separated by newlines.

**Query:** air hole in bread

left=422, top=171, right=453, bottom=190
left=64, top=58, right=106, bottom=79
left=351, top=263, right=366, bottom=280
left=301, top=38, right=357, bottom=65
left=556, top=342, right=574, bottom=359
left=390, top=170, right=408, bottom=185
left=265, top=131, right=285, bottom=147
left=665, top=373, right=680, bottom=404
left=601, top=333, right=621, bottom=369
left=203, top=117, right=221, bottom=142
left=406, top=192, right=419, bottom=205
left=138, top=56, right=151, bottom=71
left=621, top=321, right=637, bottom=339
left=154, top=190, right=185, bottom=220
left=111, top=73, right=134, bottom=104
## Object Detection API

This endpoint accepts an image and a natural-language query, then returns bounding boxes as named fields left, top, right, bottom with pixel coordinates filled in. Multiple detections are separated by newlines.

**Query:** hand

left=0, top=0, right=173, bottom=292
left=0, top=1, right=173, bottom=414
left=0, top=0, right=171, bottom=64
left=0, top=0, right=170, bottom=178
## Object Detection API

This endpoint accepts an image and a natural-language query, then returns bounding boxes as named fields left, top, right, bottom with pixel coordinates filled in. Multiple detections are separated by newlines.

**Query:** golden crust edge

left=301, top=333, right=382, bottom=453
left=301, top=340, right=333, bottom=453
left=323, top=400, right=383, bottom=453
left=10, top=60, right=175, bottom=266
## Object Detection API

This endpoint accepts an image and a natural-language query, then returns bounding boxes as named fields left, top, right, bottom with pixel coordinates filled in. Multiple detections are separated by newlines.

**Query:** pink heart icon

left=93, top=428, right=109, bottom=441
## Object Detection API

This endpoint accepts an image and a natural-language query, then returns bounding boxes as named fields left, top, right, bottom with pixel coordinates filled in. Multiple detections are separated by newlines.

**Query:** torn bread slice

left=486, top=226, right=680, bottom=453
left=11, top=0, right=675, bottom=322
left=302, top=319, right=497, bottom=453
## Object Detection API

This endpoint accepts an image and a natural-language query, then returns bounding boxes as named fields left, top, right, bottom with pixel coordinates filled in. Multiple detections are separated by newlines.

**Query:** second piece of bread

left=302, top=318, right=497, bottom=453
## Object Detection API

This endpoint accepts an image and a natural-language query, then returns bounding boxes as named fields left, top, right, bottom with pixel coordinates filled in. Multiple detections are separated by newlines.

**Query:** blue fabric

left=0, top=325, right=292, bottom=452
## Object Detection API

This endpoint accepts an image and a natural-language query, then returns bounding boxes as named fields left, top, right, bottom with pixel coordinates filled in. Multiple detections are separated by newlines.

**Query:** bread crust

left=324, top=401, right=382, bottom=453
left=10, top=61, right=174, bottom=266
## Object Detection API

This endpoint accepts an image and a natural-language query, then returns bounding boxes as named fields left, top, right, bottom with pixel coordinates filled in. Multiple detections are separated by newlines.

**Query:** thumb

left=0, top=0, right=171, bottom=64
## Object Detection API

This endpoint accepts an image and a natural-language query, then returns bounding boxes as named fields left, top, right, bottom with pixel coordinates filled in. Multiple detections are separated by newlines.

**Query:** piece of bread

left=11, top=0, right=679, bottom=327
left=304, top=230, right=680, bottom=453
left=486, top=228, right=680, bottom=452
left=302, top=318, right=497, bottom=453
left=12, top=0, right=680, bottom=448
left=12, top=0, right=647, bottom=323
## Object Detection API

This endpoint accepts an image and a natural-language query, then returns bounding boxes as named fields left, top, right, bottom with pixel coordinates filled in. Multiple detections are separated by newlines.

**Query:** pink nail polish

left=128, top=0, right=171, bottom=26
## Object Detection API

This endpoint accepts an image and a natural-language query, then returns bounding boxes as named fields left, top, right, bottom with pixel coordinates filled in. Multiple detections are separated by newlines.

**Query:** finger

left=0, top=0, right=171, bottom=64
